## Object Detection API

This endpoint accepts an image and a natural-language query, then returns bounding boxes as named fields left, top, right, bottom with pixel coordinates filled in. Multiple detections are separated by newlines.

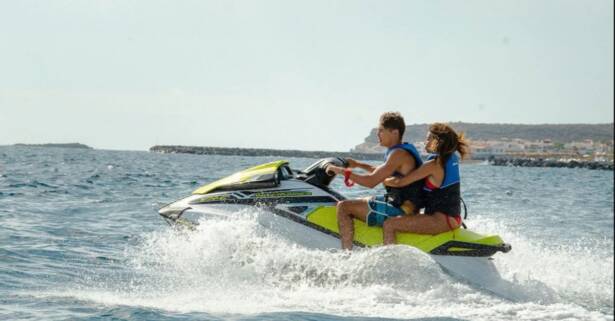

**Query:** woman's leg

left=383, top=212, right=461, bottom=245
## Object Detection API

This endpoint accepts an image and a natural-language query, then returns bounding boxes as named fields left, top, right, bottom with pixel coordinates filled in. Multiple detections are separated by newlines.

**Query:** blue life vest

left=382, top=143, right=424, bottom=207
left=422, top=153, right=461, bottom=217
left=426, top=153, right=460, bottom=188
left=385, top=143, right=423, bottom=174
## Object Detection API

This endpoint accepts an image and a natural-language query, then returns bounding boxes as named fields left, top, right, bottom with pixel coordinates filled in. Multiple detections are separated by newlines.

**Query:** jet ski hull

left=160, top=201, right=510, bottom=257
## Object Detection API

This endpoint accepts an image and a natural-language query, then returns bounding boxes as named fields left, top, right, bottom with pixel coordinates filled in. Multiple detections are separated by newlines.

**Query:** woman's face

left=425, top=132, right=438, bottom=153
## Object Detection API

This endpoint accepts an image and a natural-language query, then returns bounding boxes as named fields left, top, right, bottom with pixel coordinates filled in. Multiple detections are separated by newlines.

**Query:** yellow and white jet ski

left=159, top=158, right=513, bottom=293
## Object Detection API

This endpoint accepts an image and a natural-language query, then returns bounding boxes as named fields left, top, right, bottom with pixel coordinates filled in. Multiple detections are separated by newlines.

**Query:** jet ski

left=159, top=158, right=514, bottom=295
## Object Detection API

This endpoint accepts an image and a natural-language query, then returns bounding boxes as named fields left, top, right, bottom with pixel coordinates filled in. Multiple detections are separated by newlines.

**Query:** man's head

left=377, top=112, right=405, bottom=148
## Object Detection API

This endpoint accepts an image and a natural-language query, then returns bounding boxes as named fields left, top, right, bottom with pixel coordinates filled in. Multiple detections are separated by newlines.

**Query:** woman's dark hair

left=428, top=123, right=470, bottom=167
left=379, top=112, right=405, bottom=140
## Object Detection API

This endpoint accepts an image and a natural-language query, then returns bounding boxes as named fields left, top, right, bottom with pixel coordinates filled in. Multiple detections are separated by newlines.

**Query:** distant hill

left=358, top=122, right=614, bottom=147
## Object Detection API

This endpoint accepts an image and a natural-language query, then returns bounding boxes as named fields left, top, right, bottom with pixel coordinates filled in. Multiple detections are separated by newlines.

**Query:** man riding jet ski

left=324, top=112, right=427, bottom=250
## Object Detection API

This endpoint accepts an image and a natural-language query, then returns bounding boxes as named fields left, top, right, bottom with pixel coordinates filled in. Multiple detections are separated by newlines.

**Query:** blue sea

left=0, top=146, right=613, bottom=321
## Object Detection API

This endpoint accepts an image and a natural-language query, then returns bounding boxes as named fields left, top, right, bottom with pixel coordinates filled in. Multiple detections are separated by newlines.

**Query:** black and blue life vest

left=384, top=143, right=423, bottom=173
left=383, top=143, right=423, bottom=207
left=425, top=153, right=460, bottom=188
left=423, top=153, right=461, bottom=217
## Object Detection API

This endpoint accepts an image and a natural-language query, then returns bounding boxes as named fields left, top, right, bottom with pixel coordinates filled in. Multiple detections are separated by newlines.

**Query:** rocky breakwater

left=489, top=157, right=613, bottom=170
left=150, top=145, right=383, bottom=161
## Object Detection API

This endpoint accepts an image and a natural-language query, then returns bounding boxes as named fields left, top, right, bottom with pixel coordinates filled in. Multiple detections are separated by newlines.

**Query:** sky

left=0, top=0, right=613, bottom=151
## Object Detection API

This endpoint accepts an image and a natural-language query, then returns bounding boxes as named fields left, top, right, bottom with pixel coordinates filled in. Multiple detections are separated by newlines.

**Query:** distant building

left=565, top=140, right=595, bottom=155
left=352, top=136, right=613, bottom=162
left=471, top=140, right=525, bottom=157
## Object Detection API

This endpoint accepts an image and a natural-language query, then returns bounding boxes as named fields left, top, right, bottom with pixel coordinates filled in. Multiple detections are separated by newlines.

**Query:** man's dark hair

left=379, top=112, right=406, bottom=140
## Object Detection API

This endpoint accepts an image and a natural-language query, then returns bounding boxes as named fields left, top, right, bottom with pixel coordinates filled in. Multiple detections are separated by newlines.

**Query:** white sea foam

left=41, top=209, right=613, bottom=320
left=473, top=216, right=614, bottom=311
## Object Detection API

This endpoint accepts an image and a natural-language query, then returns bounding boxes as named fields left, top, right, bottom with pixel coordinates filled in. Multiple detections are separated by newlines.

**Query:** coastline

left=149, top=145, right=613, bottom=170
left=487, top=156, right=613, bottom=171
left=150, top=145, right=613, bottom=170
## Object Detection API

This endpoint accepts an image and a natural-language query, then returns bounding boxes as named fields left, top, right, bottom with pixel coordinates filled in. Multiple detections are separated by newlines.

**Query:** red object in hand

left=343, top=168, right=355, bottom=187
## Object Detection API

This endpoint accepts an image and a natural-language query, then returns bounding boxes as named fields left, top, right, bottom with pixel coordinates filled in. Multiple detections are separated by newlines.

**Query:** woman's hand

left=326, top=165, right=344, bottom=176
left=384, top=177, right=402, bottom=187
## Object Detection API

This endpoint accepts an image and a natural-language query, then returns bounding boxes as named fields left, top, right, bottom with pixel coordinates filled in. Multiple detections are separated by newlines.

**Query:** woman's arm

left=384, top=160, right=437, bottom=187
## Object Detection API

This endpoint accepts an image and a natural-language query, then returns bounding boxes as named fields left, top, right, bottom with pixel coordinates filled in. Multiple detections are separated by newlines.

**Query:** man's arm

left=328, top=150, right=406, bottom=188
left=347, top=159, right=377, bottom=173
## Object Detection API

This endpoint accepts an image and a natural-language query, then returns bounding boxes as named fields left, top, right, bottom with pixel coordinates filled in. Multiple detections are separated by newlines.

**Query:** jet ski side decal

left=252, top=191, right=312, bottom=198
left=190, top=195, right=337, bottom=205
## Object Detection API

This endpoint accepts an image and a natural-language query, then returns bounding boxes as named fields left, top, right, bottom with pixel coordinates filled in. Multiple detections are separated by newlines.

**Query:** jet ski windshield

left=193, top=160, right=289, bottom=194
left=191, top=158, right=348, bottom=195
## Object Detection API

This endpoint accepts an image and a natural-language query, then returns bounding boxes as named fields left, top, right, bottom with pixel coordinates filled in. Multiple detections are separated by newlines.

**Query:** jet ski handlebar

left=297, top=157, right=348, bottom=188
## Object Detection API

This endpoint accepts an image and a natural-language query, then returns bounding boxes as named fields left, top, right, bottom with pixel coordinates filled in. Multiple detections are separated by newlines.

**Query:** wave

left=28, top=210, right=610, bottom=321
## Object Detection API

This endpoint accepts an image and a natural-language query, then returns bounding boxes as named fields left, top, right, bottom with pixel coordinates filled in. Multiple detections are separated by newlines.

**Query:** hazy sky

left=1, top=0, right=613, bottom=151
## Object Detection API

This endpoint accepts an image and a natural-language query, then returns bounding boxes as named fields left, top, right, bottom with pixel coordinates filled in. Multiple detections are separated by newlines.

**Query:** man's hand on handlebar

left=326, top=165, right=344, bottom=176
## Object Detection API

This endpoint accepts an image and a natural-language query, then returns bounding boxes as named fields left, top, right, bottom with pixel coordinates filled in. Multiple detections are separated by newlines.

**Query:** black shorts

left=424, top=201, right=461, bottom=217
left=402, top=180, right=426, bottom=209
left=423, top=184, right=461, bottom=217
left=385, top=180, right=425, bottom=210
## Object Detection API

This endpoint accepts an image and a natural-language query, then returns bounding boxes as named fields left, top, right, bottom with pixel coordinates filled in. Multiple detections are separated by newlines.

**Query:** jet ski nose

left=158, top=206, right=191, bottom=221
left=499, top=243, right=512, bottom=253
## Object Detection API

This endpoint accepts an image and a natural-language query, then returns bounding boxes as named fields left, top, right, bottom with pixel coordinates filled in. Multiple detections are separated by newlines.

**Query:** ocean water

left=0, top=146, right=613, bottom=321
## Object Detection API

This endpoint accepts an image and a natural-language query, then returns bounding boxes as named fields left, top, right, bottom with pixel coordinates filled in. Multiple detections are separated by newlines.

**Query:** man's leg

left=336, top=198, right=370, bottom=250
